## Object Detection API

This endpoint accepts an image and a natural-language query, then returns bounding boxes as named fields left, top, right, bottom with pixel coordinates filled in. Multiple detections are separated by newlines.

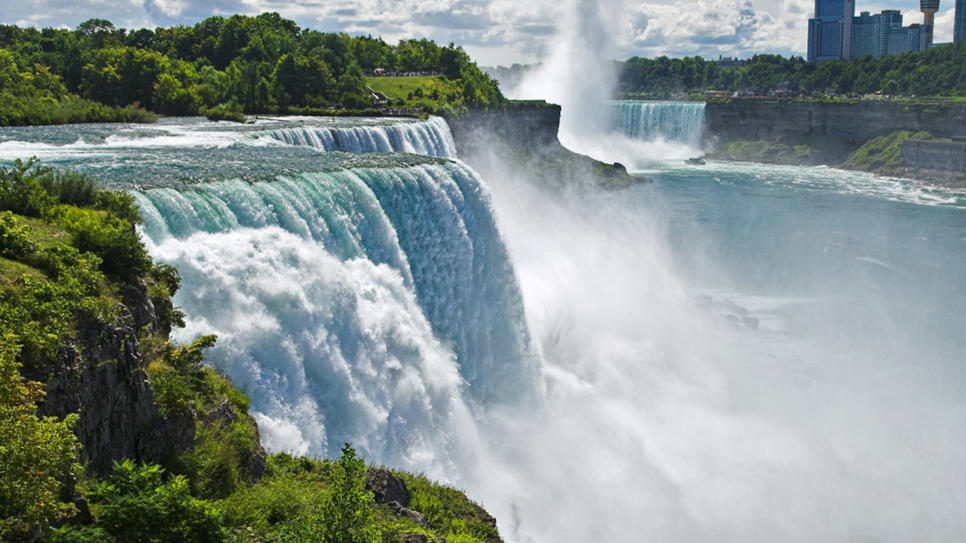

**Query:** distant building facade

left=808, top=0, right=856, bottom=61
left=809, top=0, right=937, bottom=61
left=956, top=0, right=966, bottom=42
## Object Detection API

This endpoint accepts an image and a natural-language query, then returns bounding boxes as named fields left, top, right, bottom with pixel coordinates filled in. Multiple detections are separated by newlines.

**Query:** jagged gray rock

left=366, top=467, right=411, bottom=507
left=27, top=319, right=193, bottom=475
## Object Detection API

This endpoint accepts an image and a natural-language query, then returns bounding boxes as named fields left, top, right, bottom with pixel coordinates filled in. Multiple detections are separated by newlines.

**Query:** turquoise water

left=2, top=114, right=966, bottom=542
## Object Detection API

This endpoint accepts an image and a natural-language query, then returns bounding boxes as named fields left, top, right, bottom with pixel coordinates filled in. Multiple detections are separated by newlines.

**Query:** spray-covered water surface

left=3, top=113, right=966, bottom=542
left=477, top=154, right=966, bottom=542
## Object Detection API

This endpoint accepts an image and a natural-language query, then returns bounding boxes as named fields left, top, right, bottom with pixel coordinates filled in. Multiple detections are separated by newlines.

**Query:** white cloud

left=0, top=0, right=957, bottom=65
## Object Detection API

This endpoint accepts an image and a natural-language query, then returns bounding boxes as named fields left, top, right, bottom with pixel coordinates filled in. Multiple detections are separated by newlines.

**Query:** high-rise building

left=808, top=0, right=856, bottom=61
left=851, top=11, right=879, bottom=57
left=877, top=10, right=904, bottom=56
left=955, top=0, right=966, bottom=42
left=920, top=0, right=940, bottom=45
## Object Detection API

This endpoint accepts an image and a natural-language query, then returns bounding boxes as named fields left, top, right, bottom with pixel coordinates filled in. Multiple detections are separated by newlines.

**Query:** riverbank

left=705, top=100, right=966, bottom=188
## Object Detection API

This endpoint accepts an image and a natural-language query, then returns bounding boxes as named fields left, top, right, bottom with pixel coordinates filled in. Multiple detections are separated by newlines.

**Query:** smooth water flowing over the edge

left=134, top=161, right=539, bottom=475
left=265, top=115, right=458, bottom=158
left=609, top=101, right=705, bottom=146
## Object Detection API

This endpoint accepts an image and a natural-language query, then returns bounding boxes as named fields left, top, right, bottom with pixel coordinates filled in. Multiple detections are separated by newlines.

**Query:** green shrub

left=0, top=212, right=37, bottom=260
left=50, top=205, right=151, bottom=282
left=319, top=444, right=380, bottom=543
left=0, top=245, right=109, bottom=363
left=85, top=460, right=226, bottom=543
left=276, top=444, right=380, bottom=543
left=0, top=159, right=57, bottom=217
left=0, top=336, right=81, bottom=540
left=203, top=106, right=247, bottom=123
left=221, top=474, right=314, bottom=532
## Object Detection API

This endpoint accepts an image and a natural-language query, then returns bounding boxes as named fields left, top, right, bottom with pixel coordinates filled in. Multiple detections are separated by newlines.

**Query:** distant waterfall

left=134, top=161, right=538, bottom=470
left=610, top=101, right=705, bottom=146
left=266, top=116, right=457, bottom=158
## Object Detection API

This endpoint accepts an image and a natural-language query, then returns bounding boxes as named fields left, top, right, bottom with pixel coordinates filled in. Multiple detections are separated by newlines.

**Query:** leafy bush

left=84, top=460, right=226, bottom=543
left=0, top=159, right=57, bottom=217
left=320, top=444, right=380, bottom=543
left=0, top=211, right=37, bottom=260
left=203, top=105, right=247, bottom=123
left=221, top=473, right=314, bottom=532
left=0, top=336, right=80, bottom=540
left=277, top=444, right=380, bottom=543
left=50, top=205, right=151, bottom=282
left=0, top=242, right=109, bottom=363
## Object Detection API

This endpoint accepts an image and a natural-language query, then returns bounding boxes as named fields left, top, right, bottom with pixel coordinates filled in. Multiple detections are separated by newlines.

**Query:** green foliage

left=0, top=335, right=80, bottom=539
left=0, top=223, right=110, bottom=363
left=398, top=472, right=499, bottom=543
left=0, top=158, right=57, bottom=217
left=147, top=335, right=218, bottom=418
left=320, top=444, right=380, bottom=543
left=0, top=211, right=38, bottom=260
left=83, top=460, right=226, bottom=543
left=50, top=205, right=151, bottom=282
left=1, top=14, right=503, bottom=124
left=220, top=471, right=314, bottom=533
left=204, top=105, right=247, bottom=123
left=618, top=44, right=966, bottom=98
left=842, top=130, right=932, bottom=172
left=715, top=138, right=817, bottom=165
left=276, top=444, right=380, bottom=543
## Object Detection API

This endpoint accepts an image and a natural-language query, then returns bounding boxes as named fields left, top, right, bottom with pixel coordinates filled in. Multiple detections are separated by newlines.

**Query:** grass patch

left=715, top=138, right=816, bottom=165
left=841, top=130, right=932, bottom=172
left=366, top=76, right=466, bottom=113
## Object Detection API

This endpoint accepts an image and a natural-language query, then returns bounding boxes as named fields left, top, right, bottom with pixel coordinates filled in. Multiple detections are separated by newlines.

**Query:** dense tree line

left=618, top=43, right=966, bottom=98
left=0, top=13, right=502, bottom=124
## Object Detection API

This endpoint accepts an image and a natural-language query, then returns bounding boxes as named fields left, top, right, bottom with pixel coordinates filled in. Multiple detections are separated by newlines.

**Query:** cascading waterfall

left=609, top=101, right=705, bottom=146
left=265, top=116, right=458, bottom=158
left=134, top=160, right=539, bottom=474
left=7, top=110, right=964, bottom=542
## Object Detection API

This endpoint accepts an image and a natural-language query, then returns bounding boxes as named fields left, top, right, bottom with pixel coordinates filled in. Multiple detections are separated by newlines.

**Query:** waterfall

left=265, top=116, right=458, bottom=158
left=609, top=101, right=705, bottom=146
left=134, top=161, right=538, bottom=473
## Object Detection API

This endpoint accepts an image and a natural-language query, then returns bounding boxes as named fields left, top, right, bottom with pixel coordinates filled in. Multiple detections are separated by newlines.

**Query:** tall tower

left=920, top=0, right=940, bottom=45
left=956, top=0, right=966, bottom=42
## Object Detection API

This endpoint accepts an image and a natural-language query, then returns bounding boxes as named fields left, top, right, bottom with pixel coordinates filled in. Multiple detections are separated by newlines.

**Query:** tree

left=0, top=335, right=80, bottom=539
left=319, top=444, right=380, bottom=543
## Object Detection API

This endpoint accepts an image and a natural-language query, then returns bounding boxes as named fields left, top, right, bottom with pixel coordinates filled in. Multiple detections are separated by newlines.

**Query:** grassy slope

left=366, top=75, right=464, bottom=113
left=841, top=130, right=932, bottom=172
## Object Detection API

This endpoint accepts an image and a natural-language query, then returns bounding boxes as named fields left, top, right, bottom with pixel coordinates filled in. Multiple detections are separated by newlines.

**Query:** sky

left=0, top=0, right=959, bottom=66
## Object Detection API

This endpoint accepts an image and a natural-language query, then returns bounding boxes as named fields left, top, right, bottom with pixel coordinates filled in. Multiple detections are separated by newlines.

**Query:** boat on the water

left=686, top=157, right=706, bottom=165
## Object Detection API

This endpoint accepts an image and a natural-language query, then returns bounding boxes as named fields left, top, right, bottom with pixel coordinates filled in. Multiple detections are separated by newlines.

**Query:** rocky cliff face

left=444, top=103, right=635, bottom=189
left=445, top=103, right=562, bottom=154
left=705, top=100, right=966, bottom=149
left=24, top=282, right=193, bottom=476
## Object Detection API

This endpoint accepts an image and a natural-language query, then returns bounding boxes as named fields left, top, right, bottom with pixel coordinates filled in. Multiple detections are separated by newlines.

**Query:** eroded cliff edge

left=445, top=101, right=637, bottom=190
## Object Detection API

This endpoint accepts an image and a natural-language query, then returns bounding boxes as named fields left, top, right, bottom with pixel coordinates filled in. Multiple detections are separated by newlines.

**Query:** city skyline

left=808, top=0, right=963, bottom=62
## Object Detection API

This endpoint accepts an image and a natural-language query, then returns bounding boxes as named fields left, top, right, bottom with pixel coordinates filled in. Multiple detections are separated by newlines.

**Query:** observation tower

left=921, top=0, right=940, bottom=45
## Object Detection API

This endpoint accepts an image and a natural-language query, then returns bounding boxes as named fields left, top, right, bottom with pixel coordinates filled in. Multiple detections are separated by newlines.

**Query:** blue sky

left=0, top=0, right=958, bottom=65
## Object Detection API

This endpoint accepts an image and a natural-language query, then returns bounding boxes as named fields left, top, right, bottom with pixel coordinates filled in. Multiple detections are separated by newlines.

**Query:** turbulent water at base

left=609, top=101, right=705, bottom=146
left=3, top=115, right=966, bottom=542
